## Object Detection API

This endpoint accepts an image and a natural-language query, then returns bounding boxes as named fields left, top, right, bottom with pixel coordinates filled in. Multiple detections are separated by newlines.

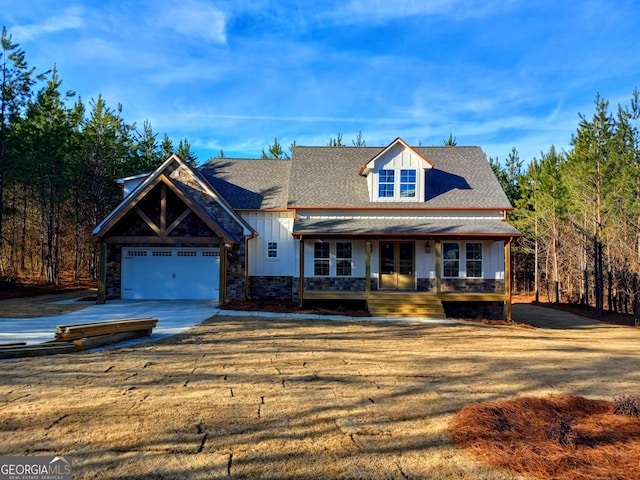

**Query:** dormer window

left=362, top=138, right=434, bottom=202
left=378, top=169, right=395, bottom=197
left=400, top=169, right=416, bottom=198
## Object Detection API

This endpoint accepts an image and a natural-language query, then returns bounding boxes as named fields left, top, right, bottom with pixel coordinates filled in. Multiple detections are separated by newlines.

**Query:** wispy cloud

left=154, top=0, right=227, bottom=44
left=1, top=0, right=639, bottom=164
left=11, top=5, right=85, bottom=42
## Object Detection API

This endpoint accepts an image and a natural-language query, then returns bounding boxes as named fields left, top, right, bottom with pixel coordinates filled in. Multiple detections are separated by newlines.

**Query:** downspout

left=244, top=234, right=255, bottom=300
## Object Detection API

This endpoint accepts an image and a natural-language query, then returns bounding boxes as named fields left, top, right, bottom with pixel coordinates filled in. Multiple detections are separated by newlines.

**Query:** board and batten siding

left=366, top=143, right=432, bottom=202
left=296, top=209, right=505, bottom=220
left=242, top=211, right=297, bottom=276
left=302, top=239, right=504, bottom=283
left=302, top=240, right=367, bottom=278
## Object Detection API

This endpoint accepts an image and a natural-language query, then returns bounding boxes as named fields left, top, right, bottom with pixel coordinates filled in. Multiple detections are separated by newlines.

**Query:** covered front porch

left=297, top=236, right=515, bottom=321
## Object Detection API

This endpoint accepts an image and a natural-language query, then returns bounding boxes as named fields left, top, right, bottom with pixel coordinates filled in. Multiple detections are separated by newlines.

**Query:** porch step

left=366, top=294, right=446, bottom=318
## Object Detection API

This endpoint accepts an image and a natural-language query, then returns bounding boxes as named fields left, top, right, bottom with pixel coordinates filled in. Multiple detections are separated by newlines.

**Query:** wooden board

left=0, top=343, right=77, bottom=359
left=55, top=317, right=158, bottom=341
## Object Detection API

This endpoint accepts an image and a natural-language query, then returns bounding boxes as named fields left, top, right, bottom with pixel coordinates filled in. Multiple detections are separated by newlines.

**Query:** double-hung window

left=378, top=169, right=395, bottom=198
left=314, top=242, right=330, bottom=276
left=443, top=242, right=483, bottom=277
left=466, top=243, right=482, bottom=277
left=443, top=243, right=460, bottom=277
left=400, top=169, right=416, bottom=198
left=267, top=242, right=278, bottom=258
left=336, top=242, right=352, bottom=276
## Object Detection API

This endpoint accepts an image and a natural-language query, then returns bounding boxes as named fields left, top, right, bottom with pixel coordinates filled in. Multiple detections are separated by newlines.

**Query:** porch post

left=97, top=243, right=107, bottom=304
left=435, top=240, right=442, bottom=295
left=299, top=237, right=305, bottom=307
left=504, top=238, right=513, bottom=322
left=365, top=240, right=371, bottom=294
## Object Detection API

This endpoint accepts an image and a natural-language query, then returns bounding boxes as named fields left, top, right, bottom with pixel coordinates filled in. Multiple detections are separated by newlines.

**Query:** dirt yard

left=1, top=300, right=639, bottom=479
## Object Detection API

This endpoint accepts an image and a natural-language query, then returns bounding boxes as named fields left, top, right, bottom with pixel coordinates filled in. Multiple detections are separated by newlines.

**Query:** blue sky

left=2, top=1, right=640, bottom=165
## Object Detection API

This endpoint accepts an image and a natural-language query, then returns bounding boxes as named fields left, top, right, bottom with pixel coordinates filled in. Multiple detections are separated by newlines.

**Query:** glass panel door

left=380, top=242, right=396, bottom=289
left=397, top=242, right=415, bottom=290
left=379, top=241, right=415, bottom=290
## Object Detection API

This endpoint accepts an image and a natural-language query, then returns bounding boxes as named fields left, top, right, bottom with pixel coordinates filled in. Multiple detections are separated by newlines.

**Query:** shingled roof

left=288, top=146, right=513, bottom=209
left=197, top=145, right=512, bottom=212
left=199, top=158, right=291, bottom=210
left=293, top=217, right=521, bottom=237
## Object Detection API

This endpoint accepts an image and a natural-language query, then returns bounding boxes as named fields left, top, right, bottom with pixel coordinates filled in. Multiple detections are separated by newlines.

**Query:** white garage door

left=122, top=247, right=220, bottom=300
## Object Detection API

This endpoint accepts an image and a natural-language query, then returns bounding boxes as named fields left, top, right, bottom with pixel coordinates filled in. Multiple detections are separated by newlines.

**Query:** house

left=93, top=137, right=520, bottom=319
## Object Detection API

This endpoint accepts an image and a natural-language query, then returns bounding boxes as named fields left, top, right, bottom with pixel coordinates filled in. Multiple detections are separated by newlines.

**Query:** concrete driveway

left=0, top=296, right=454, bottom=346
left=0, top=299, right=220, bottom=345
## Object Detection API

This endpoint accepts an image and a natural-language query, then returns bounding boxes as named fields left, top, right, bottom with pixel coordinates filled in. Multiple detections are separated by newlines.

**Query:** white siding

left=296, top=209, right=505, bottom=221
left=414, top=241, right=436, bottom=279
left=437, top=240, right=504, bottom=279
left=242, top=211, right=297, bottom=276
left=303, top=240, right=366, bottom=277
left=486, top=240, right=505, bottom=279
left=300, top=239, right=504, bottom=280
left=366, top=143, right=431, bottom=202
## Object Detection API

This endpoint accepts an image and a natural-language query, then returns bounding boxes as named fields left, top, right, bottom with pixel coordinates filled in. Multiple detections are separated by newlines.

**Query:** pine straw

left=449, top=395, right=640, bottom=480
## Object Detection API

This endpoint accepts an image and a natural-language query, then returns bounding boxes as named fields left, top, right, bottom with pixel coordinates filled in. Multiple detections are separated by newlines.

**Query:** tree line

left=5, top=23, right=640, bottom=317
left=0, top=28, right=197, bottom=285
left=491, top=89, right=640, bottom=318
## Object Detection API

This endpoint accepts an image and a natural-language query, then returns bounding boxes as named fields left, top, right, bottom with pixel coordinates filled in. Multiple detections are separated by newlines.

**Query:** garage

left=122, top=247, right=220, bottom=300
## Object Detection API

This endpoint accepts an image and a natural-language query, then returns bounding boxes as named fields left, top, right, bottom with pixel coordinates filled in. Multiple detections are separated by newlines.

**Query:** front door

left=380, top=242, right=415, bottom=290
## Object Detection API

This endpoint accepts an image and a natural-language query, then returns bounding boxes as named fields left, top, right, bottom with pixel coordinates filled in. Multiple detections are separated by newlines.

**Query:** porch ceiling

left=293, top=217, right=521, bottom=237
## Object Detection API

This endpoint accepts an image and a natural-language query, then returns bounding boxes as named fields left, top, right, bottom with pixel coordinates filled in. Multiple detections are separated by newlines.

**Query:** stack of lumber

left=0, top=341, right=76, bottom=359
left=0, top=317, right=158, bottom=359
left=55, top=317, right=158, bottom=343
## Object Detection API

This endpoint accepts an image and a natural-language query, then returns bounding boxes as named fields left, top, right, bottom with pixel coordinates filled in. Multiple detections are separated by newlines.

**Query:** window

left=267, top=242, right=278, bottom=258
left=400, top=169, right=416, bottom=198
left=336, top=242, right=352, bottom=276
left=443, top=243, right=460, bottom=277
left=442, top=242, right=483, bottom=278
left=466, top=243, right=482, bottom=278
left=378, top=169, right=395, bottom=197
left=314, top=242, right=330, bottom=276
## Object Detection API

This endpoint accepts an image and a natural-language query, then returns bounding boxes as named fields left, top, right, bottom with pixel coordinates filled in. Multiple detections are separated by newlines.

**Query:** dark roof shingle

left=293, top=217, right=520, bottom=236
left=198, top=145, right=513, bottom=212
left=199, top=158, right=291, bottom=209
left=288, top=146, right=512, bottom=209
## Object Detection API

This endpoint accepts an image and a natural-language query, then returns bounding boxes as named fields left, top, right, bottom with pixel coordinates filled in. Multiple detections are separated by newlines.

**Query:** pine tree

left=20, top=67, right=75, bottom=283
left=262, top=137, right=287, bottom=159
left=352, top=131, right=366, bottom=147
left=0, top=27, right=39, bottom=267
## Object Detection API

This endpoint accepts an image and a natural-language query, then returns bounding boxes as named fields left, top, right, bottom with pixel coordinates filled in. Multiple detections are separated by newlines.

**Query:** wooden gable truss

left=94, top=155, right=251, bottom=245
left=95, top=171, right=237, bottom=246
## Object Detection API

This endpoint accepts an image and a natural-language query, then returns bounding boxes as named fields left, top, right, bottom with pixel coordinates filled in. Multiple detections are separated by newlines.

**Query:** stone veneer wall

left=249, top=276, right=294, bottom=300
left=170, top=166, right=245, bottom=242
left=225, top=243, right=246, bottom=301
left=104, top=244, right=122, bottom=300
left=440, top=278, right=505, bottom=293
left=443, top=301, right=504, bottom=320
left=304, top=277, right=367, bottom=293
left=416, top=278, right=436, bottom=292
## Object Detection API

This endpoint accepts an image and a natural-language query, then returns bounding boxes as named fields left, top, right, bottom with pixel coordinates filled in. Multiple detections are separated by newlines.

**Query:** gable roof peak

left=363, top=137, right=435, bottom=173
